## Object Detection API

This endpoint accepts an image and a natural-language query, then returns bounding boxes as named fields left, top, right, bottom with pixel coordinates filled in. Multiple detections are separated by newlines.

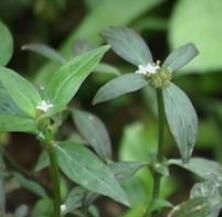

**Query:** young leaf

left=72, top=109, right=112, bottom=160
left=168, top=197, right=211, bottom=217
left=102, top=27, right=153, bottom=66
left=0, top=20, right=13, bottom=66
left=13, top=172, right=47, bottom=198
left=0, top=115, right=36, bottom=133
left=109, top=161, right=147, bottom=181
left=34, top=151, right=49, bottom=172
left=169, top=158, right=222, bottom=182
left=56, top=142, right=130, bottom=206
left=45, top=46, right=109, bottom=107
left=22, top=43, right=66, bottom=64
left=0, top=67, right=42, bottom=117
left=163, top=83, right=198, bottom=162
left=163, top=43, right=199, bottom=73
left=93, top=73, right=148, bottom=104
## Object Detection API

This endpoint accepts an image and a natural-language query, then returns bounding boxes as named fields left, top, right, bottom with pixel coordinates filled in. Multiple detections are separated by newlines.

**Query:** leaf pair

left=93, top=26, right=199, bottom=162
left=0, top=46, right=109, bottom=133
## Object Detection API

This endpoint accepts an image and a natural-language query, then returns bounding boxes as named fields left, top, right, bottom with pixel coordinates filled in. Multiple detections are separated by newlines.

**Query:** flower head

left=36, top=100, right=54, bottom=112
left=135, top=63, right=160, bottom=76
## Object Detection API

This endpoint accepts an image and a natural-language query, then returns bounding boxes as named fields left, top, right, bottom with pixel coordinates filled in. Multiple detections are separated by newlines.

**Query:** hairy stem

left=47, top=142, right=61, bottom=217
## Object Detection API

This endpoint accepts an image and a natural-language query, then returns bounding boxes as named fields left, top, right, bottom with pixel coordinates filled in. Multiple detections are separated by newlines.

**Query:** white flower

left=135, top=63, right=160, bottom=76
left=60, top=204, right=66, bottom=213
left=36, top=100, right=54, bottom=112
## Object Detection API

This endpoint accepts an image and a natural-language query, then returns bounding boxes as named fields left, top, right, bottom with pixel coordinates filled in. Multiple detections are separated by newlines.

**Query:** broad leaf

left=72, top=109, right=112, bottom=160
left=56, top=142, right=129, bottom=206
left=45, top=46, right=109, bottom=106
left=13, top=172, right=47, bottom=198
left=169, top=0, right=222, bottom=72
left=22, top=43, right=66, bottom=64
left=102, top=27, right=153, bottom=66
left=163, top=83, right=198, bottom=162
left=93, top=73, right=148, bottom=104
left=168, top=197, right=212, bottom=217
left=0, top=115, right=36, bottom=133
left=109, top=161, right=147, bottom=181
left=36, top=0, right=164, bottom=84
left=0, top=20, right=13, bottom=66
left=163, top=43, right=199, bottom=73
left=0, top=67, right=41, bottom=117
left=169, top=158, right=222, bottom=182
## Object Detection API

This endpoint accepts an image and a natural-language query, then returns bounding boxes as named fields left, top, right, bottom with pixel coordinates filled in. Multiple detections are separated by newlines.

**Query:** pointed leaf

left=72, top=109, right=112, bottom=160
left=169, top=158, right=222, bottom=182
left=93, top=73, right=148, bottom=104
left=163, top=83, right=198, bottom=162
left=22, top=43, right=66, bottom=64
left=45, top=46, right=109, bottom=106
left=163, top=43, right=199, bottom=73
left=0, top=20, right=13, bottom=66
left=0, top=67, right=42, bottom=117
left=13, top=172, right=47, bottom=198
left=95, top=63, right=120, bottom=76
left=34, top=151, right=49, bottom=172
left=102, top=27, right=153, bottom=66
left=56, top=142, right=129, bottom=206
left=0, top=115, right=36, bottom=133
left=168, top=197, right=212, bottom=217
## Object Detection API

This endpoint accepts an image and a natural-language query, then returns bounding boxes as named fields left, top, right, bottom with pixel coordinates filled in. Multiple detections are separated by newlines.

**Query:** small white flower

left=36, top=100, right=54, bottom=112
left=60, top=204, right=66, bottom=213
left=135, top=63, right=160, bottom=76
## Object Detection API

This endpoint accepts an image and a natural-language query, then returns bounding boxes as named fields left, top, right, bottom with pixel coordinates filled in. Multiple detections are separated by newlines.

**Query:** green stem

left=47, top=142, right=61, bottom=217
left=145, top=89, right=165, bottom=217
left=152, top=88, right=165, bottom=208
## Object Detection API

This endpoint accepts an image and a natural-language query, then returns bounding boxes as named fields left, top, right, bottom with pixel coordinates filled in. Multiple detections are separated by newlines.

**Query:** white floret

left=36, top=100, right=54, bottom=112
left=135, top=63, right=160, bottom=76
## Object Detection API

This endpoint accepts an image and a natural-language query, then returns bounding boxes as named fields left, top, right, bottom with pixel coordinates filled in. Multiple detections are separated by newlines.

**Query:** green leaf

left=34, top=151, right=49, bottom=172
left=31, top=199, right=53, bottom=217
left=63, top=187, right=86, bottom=214
left=72, top=109, right=112, bottom=160
left=151, top=199, right=173, bottom=212
left=93, top=73, right=148, bottom=104
left=45, top=46, right=109, bottom=107
left=0, top=115, right=36, bottom=133
left=190, top=181, right=220, bottom=199
left=36, top=0, right=164, bottom=84
left=163, top=43, right=199, bottom=73
left=14, top=205, right=28, bottom=217
left=163, top=83, right=198, bottom=162
left=169, top=158, right=222, bottom=182
left=22, top=43, right=66, bottom=64
left=168, top=197, right=212, bottom=217
left=56, top=142, right=129, bottom=206
left=0, top=67, right=41, bottom=117
left=102, top=27, right=153, bottom=66
left=169, top=0, right=222, bottom=72
left=13, top=172, right=47, bottom=198
left=95, top=63, right=120, bottom=76
left=109, top=161, right=147, bottom=181
left=0, top=20, right=13, bottom=66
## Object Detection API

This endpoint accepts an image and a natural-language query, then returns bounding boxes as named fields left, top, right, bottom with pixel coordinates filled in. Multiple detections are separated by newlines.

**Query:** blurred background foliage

left=1, top=0, right=222, bottom=216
